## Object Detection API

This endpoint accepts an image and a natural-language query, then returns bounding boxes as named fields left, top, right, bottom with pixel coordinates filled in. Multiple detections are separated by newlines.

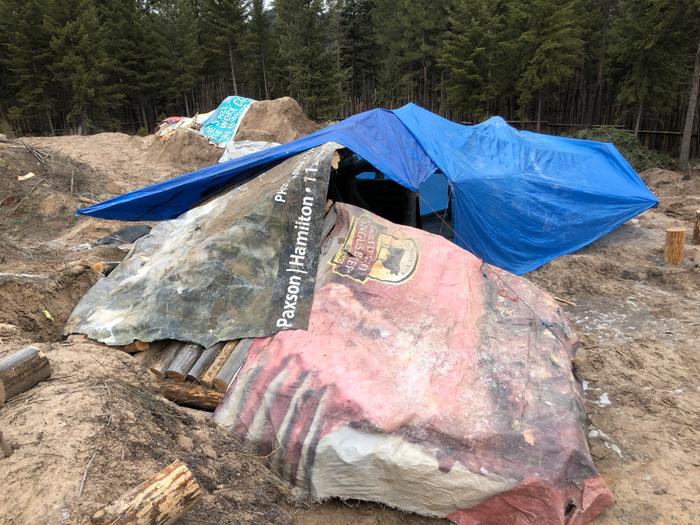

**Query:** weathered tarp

left=200, top=96, right=254, bottom=146
left=76, top=104, right=656, bottom=274
left=214, top=203, right=613, bottom=524
left=65, top=144, right=339, bottom=347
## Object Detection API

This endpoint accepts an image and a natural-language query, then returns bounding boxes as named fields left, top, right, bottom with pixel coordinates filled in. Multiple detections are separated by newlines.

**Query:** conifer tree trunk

left=228, top=43, right=239, bottom=96
left=679, top=41, right=700, bottom=172
left=634, top=101, right=643, bottom=136
left=536, top=92, right=542, bottom=132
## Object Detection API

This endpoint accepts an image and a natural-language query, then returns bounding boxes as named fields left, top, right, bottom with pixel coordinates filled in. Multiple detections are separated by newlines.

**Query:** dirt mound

left=146, top=129, right=221, bottom=171
left=0, top=340, right=295, bottom=524
left=235, top=97, right=319, bottom=144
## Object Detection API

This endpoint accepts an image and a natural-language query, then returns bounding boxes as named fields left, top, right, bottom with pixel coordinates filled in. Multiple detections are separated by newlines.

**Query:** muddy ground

left=0, top=134, right=698, bottom=524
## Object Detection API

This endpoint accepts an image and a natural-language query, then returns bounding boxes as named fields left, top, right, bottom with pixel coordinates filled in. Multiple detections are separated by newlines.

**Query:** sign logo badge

left=331, top=214, right=418, bottom=284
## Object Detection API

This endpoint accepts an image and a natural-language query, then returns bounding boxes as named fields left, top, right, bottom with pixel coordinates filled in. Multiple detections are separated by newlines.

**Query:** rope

left=416, top=187, right=569, bottom=348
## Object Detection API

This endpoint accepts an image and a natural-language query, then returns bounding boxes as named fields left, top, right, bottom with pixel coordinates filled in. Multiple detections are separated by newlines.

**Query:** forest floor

left=0, top=134, right=698, bottom=525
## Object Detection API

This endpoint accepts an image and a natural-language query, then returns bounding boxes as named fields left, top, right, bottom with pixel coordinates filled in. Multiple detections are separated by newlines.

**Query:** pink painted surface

left=215, top=203, right=613, bottom=523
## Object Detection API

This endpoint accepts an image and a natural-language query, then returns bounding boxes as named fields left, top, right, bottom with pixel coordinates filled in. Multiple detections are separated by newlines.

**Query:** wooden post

left=199, top=341, right=238, bottom=388
left=91, top=459, right=201, bottom=525
left=160, top=381, right=223, bottom=411
left=165, top=344, right=202, bottom=382
left=664, top=227, right=686, bottom=266
left=693, top=210, right=700, bottom=245
left=0, top=346, right=51, bottom=400
left=212, top=339, right=252, bottom=393
left=0, top=432, right=11, bottom=458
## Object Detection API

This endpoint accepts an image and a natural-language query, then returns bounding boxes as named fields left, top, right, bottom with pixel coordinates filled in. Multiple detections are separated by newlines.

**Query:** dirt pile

left=0, top=339, right=295, bottom=525
left=146, top=129, right=221, bottom=171
left=235, top=97, right=319, bottom=144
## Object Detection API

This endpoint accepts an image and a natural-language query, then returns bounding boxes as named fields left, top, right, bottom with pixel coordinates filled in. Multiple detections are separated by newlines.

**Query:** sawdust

left=235, top=97, right=319, bottom=144
left=1, top=131, right=698, bottom=525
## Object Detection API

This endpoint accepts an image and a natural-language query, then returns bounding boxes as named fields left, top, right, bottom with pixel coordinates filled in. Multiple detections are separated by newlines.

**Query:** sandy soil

left=0, top=135, right=698, bottom=525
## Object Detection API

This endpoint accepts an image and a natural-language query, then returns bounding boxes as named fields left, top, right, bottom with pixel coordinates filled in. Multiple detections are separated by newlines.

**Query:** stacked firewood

left=125, top=339, right=251, bottom=412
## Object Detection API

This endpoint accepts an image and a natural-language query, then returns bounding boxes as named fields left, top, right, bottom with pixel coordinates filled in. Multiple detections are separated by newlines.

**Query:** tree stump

left=693, top=210, right=700, bottom=245
left=0, top=346, right=51, bottom=400
left=91, top=459, right=201, bottom=525
left=664, top=227, right=686, bottom=266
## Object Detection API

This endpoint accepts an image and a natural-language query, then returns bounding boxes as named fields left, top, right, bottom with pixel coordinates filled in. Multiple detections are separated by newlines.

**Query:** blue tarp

left=78, top=103, right=657, bottom=274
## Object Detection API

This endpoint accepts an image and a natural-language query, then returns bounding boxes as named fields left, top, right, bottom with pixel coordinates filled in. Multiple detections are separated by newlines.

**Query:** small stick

left=11, top=178, right=45, bottom=213
left=554, top=296, right=577, bottom=307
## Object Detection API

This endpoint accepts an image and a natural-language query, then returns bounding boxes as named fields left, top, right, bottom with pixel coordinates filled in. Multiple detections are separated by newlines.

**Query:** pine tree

left=273, top=0, right=342, bottom=118
left=249, top=0, right=272, bottom=99
left=44, top=0, right=111, bottom=133
left=439, top=0, right=513, bottom=119
left=0, top=0, right=57, bottom=133
left=512, top=0, right=585, bottom=131
left=200, top=0, right=248, bottom=96
left=610, top=0, right=692, bottom=135
left=338, top=0, right=377, bottom=102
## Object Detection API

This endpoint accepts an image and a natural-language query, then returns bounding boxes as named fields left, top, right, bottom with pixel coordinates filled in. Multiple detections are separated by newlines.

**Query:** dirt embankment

left=1, top=130, right=698, bottom=525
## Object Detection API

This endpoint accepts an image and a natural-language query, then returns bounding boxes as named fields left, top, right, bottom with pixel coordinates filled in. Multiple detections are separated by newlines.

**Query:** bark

left=148, top=342, right=181, bottom=379
left=165, top=344, right=202, bottom=382
left=186, top=342, right=223, bottom=382
left=679, top=41, right=700, bottom=172
left=160, top=381, right=223, bottom=411
left=692, top=210, right=700, bottom=245
left=0, top=346, right=51, bottom=400
left=91, top=459, right=201, bottom=525
left=536, top=92, right=542, bottom=132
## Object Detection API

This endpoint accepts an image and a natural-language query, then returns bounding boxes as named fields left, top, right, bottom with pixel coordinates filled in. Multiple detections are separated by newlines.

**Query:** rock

left=177, top=435, right=194, bottom=453
left=201, top=444, right=217, bottom=459
left=0, top=323, right=18, bottom=337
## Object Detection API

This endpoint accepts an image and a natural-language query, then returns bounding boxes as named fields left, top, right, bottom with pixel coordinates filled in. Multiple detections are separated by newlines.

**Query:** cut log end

left=91, top=459, right=201, bottom=525
left=0, top=346, right=51, bottom=400
left=664, top=227, right=686, bottom=266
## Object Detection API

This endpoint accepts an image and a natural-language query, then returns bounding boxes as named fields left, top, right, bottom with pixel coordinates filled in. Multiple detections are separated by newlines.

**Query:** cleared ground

left=0, top=135, right=698, bottom=524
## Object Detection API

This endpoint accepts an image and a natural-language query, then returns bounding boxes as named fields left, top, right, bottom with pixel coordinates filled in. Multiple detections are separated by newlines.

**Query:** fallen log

left=148, top=342, right=180, bottom=378
left=90, top=459, right=201, bottom=525
left=0, top=432, right=11, bottom=458
left=199, top=341, right=238, bottom=388
left=161, top=381, right=223, bottom=411
left=186, top=342, right=223, bottom=382
left=213, top=339, right=252, bottom=393
left=0, top=346, right=51, bottom=400
left=165, top=344, right=202, bottom=382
